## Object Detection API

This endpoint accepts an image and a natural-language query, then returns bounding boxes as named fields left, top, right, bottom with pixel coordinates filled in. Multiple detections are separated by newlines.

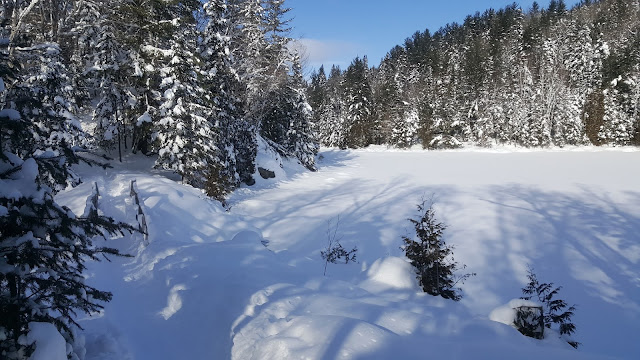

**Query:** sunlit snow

left=55, top=146, right=640, bottom=359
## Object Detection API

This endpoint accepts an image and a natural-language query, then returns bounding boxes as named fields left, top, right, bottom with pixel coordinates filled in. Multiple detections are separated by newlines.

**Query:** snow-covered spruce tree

left=86, top=17, right=133, bottom=161
left=0, top=39, right=129, bottom=359
left=285, top=56, right=318, bottom=170
left=401, top=200, right=474, bottom=301
left=6, top=42, right=88, bottom=190
left=307, top=66, right=334, bottom=146
left=201, top=0, right=256, bottom=192
left=227, top=0, right=268, bottom=122
left=342, top=56, right=374, bottom=148
left=520, top=267, right=579, bottom=349
left=599, top=77, right=638, bottom=146
left=257, top=0, right=304, bottom=150
left=114, top=0, right=189, bottom=156
left=322, top=65, right=347, bottom=148
left=258, top=2, right=318, bottom=166
left=389, top=107, right=419, bottom=149
left=374, top=52, right=409, bottom=147
left=259, top=54, right=318, bottom=171
left=153, top=10, right=219, bottom=190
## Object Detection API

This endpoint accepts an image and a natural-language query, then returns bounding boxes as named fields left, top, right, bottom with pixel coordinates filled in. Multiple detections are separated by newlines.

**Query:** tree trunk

left=115, top=101, right=122, bottom=162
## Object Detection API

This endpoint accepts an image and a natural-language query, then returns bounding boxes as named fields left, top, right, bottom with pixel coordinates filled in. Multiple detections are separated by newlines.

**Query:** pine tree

left=285, top=56, right=319, bottom=170
left=323, top=65, right=346, bottom=147
left=401, top=200, right=473, bottom=301
left=308, top=65, right=333, bottom=145
left=228, top=0, right=268, bottom=113
left=599, top=83, right=636, bottom=145
left=115, top=0, right=199, bottom=156
left=0, top=28, right=129, bottom=359
left=342, top=56, right=373, bottom=148
left=374, top=52, right=406, bottom=146
left=6, top=42, right=87, bottom=189
left=201, top=0, right=256, bottom=194
left=154, top=15, right=216, bottom=189
left=390, top=107, right=419, bottom=148
left=85, top=9, right=132, bottom=161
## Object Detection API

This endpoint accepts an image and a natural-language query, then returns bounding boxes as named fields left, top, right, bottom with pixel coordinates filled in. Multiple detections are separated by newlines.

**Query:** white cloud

left=291, top=38, right=367, bottom=71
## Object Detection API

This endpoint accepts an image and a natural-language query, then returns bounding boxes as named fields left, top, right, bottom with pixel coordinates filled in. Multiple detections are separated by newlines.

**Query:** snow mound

left=360, top=256, right=419, bottom=292
left=253, top=136, right=287, bottom=183
left=232, top=230, right=268, bottom=247
left=0, top=108, right=21, bottom=120
left=489, top=298, right=542, bottom=326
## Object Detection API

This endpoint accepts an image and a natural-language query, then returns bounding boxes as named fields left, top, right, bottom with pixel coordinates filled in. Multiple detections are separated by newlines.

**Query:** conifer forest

left=309, top=0, right=640, bottom=150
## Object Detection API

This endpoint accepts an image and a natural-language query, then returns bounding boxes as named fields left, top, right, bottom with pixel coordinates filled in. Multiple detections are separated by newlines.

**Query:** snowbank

left=26, top=322, right=67, bottom=360
left=360, top=256, right=419, bottom=292
left=489, top=298, right=542, bottom=326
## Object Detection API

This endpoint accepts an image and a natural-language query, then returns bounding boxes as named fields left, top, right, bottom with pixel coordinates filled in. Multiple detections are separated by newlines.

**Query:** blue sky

left=288, top=0, right=581, bottom=74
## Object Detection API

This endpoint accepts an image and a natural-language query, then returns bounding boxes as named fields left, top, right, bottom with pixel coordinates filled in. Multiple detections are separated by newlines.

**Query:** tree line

left=308, top=0, right=640, bottom=149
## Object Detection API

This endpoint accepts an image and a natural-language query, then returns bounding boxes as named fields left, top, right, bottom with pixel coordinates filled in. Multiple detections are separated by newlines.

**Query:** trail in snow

left=55, top=147, right=639, bottom=359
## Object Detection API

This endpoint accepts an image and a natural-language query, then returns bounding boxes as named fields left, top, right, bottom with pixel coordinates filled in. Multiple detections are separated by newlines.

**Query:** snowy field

left=56, top=146, right=640, bottom=359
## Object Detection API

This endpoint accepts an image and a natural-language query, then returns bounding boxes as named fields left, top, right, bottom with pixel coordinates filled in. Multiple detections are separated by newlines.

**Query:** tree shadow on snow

left=476, top=185, right=640, bottom=358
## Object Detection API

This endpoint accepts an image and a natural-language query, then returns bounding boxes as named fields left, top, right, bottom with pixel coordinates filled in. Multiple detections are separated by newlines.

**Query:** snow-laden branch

left=9, top=0, right=41, bottom=53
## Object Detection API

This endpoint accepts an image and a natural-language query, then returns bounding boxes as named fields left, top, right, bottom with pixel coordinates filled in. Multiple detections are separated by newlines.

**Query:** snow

left=54, top=146, right=640, bottom=359
left=136, top=112, right=152, bottom=126
left=26, top=322, right=68, bottom=360
left=360, top=256, right=418, bottom=291
left=0, top=108, right=21, bottom=120
left=489, top=298, right=542, bottom=326
left=0, top=157, right=42, bottom=201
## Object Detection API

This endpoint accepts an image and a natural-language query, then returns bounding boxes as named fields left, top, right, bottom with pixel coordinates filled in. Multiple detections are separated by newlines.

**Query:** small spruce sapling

left=402, top=199, right=474, bottom=301
left=519, top=266, right=580, bottom=348
left=321, top=217, right=357, bottom=276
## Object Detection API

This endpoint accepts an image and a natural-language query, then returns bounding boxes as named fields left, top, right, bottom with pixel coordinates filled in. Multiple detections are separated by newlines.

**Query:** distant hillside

left=308, top=0, right=640, bottom=149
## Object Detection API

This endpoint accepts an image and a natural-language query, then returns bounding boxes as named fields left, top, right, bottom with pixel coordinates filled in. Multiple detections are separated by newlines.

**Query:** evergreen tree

left=401, top=200, right=473, bottom=301
left=285, top=56, right=319, bottom=170
left=374, top=52, right=407, bottom=146
left=342, top=56, right=373, bottom=148
left=521, top=267, right=579, bottom=348
left=0, top=26, right=129, bottom=360
left=308, top=65, right=333, bottom=146
left=324, top=65, right=346, bottom=147
left=84, top=6, right=133, bottom=161
left=228, top=0, right=268, bottom=112
left=154, top=14, right=216, bottom=189
left=115, top=0, right=199, bottom=156
left=305, top=0, right=639, bottom=150
left=201, top=0, right=256, bottom=194
left=599, top=81, right=636, bottom=145
left=6, top=42, right=86, bottom=189
left=260, top=54, right=318, bottom=170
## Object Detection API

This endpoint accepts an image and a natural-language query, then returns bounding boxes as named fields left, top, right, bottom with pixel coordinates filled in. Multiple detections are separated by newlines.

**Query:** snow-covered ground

left=56, top=146, right=640, bottom=359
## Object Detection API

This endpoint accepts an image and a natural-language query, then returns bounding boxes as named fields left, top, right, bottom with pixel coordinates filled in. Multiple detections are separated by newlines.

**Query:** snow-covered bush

left=428, top=135, right=462, bottom=150
left=401, top=199, right=474, bottom=301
